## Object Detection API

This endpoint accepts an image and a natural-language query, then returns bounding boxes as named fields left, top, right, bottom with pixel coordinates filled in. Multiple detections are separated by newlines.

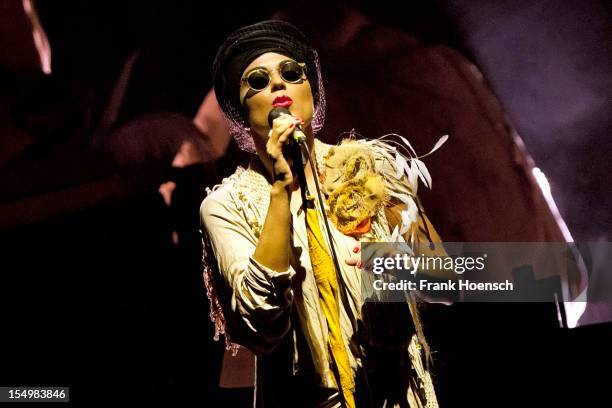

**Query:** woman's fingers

left=345, top=257, right=362, bottom=268
left=270, top=116, right=291, bottom=142
left=271, top=114, right=302, bottom=141
left=277, top=122, right=296, bottom=144
left=345, top=243, right=362, bottom=268
left=268, top=115, right=297, bottom=154
left=267, top=114, right=302, bottom=162
left=347, top=243, right=404, bottom=271
left=265, top=113, right=303, bottom=190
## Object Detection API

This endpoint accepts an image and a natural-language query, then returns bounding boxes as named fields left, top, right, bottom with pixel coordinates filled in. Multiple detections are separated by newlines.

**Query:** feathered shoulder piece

left=320, top=132, right=448, bottom=239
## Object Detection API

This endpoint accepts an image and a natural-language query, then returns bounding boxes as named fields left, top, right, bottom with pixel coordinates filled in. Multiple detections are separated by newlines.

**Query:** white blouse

left=200, top=138, right=439, bottom=407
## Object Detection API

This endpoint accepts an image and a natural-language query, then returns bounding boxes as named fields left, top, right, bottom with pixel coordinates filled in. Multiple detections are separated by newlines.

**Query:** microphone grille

left=267, top=107, right=291, bottom=127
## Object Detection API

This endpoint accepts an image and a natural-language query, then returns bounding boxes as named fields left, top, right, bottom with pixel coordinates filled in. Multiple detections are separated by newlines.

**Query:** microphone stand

left=289, top=139, right=346, bottom=303
left=300, top=142, right=347, bottom=304
left=289, top=139, right=309, bottom=203
left=291, top=139, right=374, bottom=408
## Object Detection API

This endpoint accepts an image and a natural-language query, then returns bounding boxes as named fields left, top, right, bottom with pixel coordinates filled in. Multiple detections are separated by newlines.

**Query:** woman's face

left=239, top=52, right=314, bottom=142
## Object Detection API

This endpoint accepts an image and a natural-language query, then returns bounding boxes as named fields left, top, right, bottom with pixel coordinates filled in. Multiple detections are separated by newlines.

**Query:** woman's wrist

left=270, top=181, right=292, bottom=198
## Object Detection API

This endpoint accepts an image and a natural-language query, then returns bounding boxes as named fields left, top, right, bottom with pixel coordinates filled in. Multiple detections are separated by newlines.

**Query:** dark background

left=1, top=0, right=610, bottom=406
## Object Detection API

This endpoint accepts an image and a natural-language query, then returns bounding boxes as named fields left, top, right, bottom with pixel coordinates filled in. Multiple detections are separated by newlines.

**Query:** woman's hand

left=345, top=243, right=363, bottom=268
left=266, top=113, right=304, bottom=191
left=345, top=241, right=411, bottom=273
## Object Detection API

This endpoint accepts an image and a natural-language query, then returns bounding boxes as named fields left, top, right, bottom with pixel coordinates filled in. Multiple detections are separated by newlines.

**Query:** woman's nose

left=270, top=70, right=286, bottom=91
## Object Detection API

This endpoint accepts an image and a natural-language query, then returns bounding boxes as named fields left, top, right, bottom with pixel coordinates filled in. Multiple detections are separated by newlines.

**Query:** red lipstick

left=272, top=95, right=293, bottom=108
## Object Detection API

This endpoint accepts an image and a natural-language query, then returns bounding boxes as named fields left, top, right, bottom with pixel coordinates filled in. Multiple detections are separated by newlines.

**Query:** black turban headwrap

left=212, top=20, right=326, bottom=152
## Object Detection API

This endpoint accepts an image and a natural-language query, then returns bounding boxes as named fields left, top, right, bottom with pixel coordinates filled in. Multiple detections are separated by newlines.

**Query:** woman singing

left=201, top=20, right=448, bottom=408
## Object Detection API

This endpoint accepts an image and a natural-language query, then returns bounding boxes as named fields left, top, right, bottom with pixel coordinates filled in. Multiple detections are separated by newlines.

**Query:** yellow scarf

left=305, top=195, right=355, bottom=408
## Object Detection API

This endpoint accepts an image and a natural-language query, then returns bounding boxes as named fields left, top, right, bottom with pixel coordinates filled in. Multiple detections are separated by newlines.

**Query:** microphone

left=267, top=107, right=307, bottom=194
left=267, top=107, right=306, bottom=145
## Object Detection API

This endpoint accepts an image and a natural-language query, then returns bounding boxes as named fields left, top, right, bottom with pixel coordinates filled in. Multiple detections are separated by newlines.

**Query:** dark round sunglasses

left=241, top=60, right=307, bottom=91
